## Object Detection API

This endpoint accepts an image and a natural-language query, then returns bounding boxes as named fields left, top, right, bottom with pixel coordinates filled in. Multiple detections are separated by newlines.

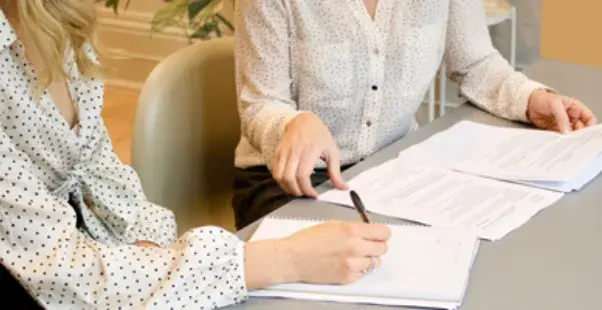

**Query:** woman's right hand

left=244, top=221, right=391, bottom=290
left=273, top=113, right=348, bottom=198
left=282, top=221, right=391, bottom=284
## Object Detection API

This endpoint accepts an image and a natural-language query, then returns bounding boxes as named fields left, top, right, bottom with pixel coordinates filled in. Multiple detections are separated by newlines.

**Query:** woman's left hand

left=527, top=89, right=597, bottom=133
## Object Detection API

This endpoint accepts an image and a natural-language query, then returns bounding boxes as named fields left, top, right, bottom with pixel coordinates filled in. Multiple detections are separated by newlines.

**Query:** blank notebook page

left=249, top=218, right=479, bottom=309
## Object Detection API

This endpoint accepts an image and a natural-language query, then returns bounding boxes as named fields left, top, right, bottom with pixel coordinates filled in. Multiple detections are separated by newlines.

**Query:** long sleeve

left=0, top=127, right=248, bottom=309
left=234, top=0, right=302, bottom=168
left=80, top=120, right=178, bottom=247
left=445, top=0, right=547, bottom=122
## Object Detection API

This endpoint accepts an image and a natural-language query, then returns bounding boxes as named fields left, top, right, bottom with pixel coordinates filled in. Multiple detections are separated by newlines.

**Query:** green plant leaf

left=215, top=13, right=234, bottom=31
left=103, top=0, right=132, bottom=14
left=111, top=0, right=235, bottom=42
left=188, top=0, right=212, bottom=23
left=190, top=19, right=218, bottom=40
left=189, top=0, right=224, bottom=25
left=103, top=0, right=119, bottom=13
left=151, top=0, right=189, bottom=32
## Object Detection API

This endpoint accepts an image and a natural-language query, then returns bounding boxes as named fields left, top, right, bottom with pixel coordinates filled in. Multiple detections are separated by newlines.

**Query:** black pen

left=349, top=190, right=371, bottom=223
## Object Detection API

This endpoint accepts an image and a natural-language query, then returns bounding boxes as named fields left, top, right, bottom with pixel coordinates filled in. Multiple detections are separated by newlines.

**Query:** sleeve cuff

left=514, top=79, right=554, bottom=123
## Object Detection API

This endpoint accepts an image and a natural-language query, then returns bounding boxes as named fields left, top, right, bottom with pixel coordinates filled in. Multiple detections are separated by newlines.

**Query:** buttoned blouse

left=234, top=0, right=545, bottom=169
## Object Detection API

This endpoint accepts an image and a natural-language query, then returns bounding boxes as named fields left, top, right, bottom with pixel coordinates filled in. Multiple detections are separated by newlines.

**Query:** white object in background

left=428, top=1, right=517, bottom=121
left=250, top=218, right=480, bottom=309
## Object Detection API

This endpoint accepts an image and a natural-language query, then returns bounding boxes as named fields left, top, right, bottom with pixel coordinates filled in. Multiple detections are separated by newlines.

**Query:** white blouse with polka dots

left=0, top=11, right=246, bottom=309
left=234, top=0, right=547, bottom=169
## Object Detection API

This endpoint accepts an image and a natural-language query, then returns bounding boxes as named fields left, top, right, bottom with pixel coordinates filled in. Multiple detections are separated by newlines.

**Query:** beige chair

left=131, top=36, right=239, bottom=234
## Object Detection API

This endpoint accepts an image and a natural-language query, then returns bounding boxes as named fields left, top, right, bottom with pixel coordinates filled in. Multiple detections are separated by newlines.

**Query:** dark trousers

left=0, top=263, right=43, bottom=309
left=232, top=165, right=354, bottom=230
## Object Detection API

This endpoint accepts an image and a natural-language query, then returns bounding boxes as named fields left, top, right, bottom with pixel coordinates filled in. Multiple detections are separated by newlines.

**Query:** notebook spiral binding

left=265, top=216, right=422, bottom=227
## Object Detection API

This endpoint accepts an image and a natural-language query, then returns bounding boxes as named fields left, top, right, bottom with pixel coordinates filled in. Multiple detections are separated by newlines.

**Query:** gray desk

left=232, top=60, right=602, bottom=310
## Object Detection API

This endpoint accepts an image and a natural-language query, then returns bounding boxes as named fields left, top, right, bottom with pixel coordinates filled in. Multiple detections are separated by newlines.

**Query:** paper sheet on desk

left=250, top=218, right=479, bottom=309
left=513, top=153, right=602, bottom=192
left=396, top=121, right=602, bottom=191
left=319, top=161, right=564, bottom=240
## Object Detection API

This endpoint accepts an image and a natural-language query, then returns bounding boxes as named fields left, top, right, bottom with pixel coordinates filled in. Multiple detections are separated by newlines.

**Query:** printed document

left=319, top=161, right=563, bottom=240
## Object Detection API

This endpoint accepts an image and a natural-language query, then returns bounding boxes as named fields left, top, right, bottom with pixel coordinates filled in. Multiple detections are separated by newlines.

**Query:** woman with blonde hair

left=0, top=1, right=391, bottom=308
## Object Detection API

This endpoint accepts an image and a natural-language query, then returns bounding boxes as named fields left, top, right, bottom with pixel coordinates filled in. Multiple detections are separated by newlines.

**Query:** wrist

left=527, top=88, right=556, bottom=121
left=285, top=111, right=317, bottom=131
left=244, top=239, right=300, bottom=290
left=277, top=237, right=301, bottom=283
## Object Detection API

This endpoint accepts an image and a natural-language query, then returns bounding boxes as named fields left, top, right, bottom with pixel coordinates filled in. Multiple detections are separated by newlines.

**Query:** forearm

left=3, top=224, right=247, bottom=308
left=453, top=53, right=547, bottom=122
left=444, top=0, right=549, bottom=122
left=235, top=0, right=300, bottom=167
left=244, top=238, right=299, bottom=290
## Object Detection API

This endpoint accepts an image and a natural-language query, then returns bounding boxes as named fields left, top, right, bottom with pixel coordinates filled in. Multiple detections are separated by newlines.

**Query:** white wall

left=99, top=0, right=538, bottom=89
left=96, top=0, right=234, bottom=90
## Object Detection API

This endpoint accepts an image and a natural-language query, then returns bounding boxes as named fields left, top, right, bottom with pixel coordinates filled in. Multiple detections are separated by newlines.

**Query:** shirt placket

left=358, top=24, right=386, bottom=160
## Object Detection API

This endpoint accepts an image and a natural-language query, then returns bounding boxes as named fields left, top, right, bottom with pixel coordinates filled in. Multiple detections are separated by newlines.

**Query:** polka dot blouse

left=0, top=11, right=246, bottom=309
left=234, top=0, right=548, bottom=169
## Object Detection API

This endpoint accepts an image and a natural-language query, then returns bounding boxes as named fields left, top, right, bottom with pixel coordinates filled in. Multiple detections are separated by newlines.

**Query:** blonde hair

left=18, top=0, right=100, bottom=92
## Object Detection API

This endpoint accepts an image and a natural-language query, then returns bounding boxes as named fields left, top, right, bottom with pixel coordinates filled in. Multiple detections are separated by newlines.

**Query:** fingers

left=325, top=144, right=349, bottom=190
left=283, top=149, right=303, bottom=196
left=340, top=256, right=382, bottom=284
left=297, top=148, right=321, bottom=197
left=585, top=112, right=598, bottom=126
left=551, top=99, right=572, bottom=133
left=273, top=148, right=291, bottom=192
left=274, top=144, right=321, bottom=197
left=347, top=237, right=389, bottom=257
left=348, top=256, right=382, bottom=273
left=274, top=146, right=302, bottom=196
left=275, top=141, right=346, bottom=197
left=344, top=222, right=392, bottom=242
left=568, top=99, right=597, bottom=127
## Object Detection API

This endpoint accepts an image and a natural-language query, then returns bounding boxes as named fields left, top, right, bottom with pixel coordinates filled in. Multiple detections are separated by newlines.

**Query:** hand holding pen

left=349, top=190, right=383, bottom=274
left=350, top=190, right=372, bottom=223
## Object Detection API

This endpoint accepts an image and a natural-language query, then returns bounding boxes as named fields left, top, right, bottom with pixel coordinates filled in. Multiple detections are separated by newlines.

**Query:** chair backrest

left=132, top=36, right=239, bottom=233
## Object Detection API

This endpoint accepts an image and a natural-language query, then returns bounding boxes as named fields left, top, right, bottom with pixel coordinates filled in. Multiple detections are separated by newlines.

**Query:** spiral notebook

left=249, top=217, right=480, bottom=309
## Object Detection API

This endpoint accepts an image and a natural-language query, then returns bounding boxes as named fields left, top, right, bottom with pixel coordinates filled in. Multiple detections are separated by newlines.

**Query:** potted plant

left=101, top=0, right=233, bottom=41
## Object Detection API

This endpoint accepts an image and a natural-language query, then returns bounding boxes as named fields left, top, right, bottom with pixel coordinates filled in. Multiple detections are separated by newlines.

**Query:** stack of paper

left=320, top=121, right=602, bottom=240
left=396, top=121, right=602, bottom=192
left=250, top=218, right=480, bottom=309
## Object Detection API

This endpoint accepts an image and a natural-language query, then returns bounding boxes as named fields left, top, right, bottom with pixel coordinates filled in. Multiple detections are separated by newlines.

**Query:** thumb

left=324, top=145, right=348, bottom=190
left=550, top=99, right=571, bottom=133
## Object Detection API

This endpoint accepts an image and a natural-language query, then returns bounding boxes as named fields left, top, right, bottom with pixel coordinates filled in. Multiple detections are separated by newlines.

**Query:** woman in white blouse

left=0, top=1, right=391, bottom=308
left=232, top=0, right=597, bottom=228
